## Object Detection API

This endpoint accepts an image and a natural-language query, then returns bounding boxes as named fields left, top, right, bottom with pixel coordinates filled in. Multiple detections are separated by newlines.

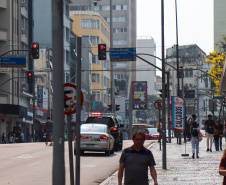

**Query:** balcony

left=0, top=0, right=7, bottom=9
left=0, top=28, right=7, bottom=41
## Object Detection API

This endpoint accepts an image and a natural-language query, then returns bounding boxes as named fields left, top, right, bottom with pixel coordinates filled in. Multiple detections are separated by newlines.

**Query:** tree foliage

left=206, top=36, right=226, bottom=97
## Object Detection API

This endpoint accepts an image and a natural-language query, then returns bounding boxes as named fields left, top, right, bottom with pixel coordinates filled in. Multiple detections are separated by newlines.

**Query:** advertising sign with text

left=132, top=81, right=147, bottom=110
left=171, top=96, right=186, bottom=130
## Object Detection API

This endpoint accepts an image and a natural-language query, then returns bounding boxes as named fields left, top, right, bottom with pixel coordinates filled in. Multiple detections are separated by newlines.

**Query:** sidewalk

left=101, top=137, right=224, bottom=185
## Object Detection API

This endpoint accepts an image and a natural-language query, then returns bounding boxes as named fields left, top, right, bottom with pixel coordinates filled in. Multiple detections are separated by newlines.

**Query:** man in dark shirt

left=43, top=117, right=53, bottom=146
left=204, top=114, right=215, bottom=152
left=118, top=130, right=158, bottom=185
left=216, top=119, right=224, bottom=151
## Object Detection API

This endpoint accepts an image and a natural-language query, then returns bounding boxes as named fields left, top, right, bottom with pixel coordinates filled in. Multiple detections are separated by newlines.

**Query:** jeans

left=206, top=132, right=214, bottom=149
left=215, top=139, right=219, bottom=151
left=219, top=136, right=222, bottom=149
left=191, top=137, right=199, bottom=155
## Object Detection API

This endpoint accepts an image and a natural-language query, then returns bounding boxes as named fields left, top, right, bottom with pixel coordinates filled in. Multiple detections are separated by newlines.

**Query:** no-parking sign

left=154, top=100, right=162, bottom=110
left=64, top=83, right=84, bottom=115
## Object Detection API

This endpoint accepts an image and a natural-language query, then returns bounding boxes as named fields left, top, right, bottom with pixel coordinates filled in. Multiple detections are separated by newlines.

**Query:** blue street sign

left=0, top=54, right=26, bottom=68
left=213, top=95, right=224, bottom=99
left=110, top=48, right=136, bottom=62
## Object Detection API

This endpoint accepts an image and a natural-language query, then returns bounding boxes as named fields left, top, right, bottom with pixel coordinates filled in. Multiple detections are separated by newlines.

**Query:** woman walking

left=190, top=121, right=200, bottom=159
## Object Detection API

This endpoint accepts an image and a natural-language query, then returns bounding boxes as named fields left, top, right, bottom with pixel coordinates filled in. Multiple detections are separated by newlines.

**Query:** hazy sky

left=137, top=0, right=213, bottom=71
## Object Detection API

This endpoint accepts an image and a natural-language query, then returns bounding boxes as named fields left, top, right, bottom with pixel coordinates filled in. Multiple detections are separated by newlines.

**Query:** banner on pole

left=171, top=96, right=186, bottom=130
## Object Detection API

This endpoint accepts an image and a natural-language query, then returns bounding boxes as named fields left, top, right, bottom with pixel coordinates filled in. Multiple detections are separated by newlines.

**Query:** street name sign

left=0, top=54, right=26, bottom=68
left=110, top=48, right=136, bottom=62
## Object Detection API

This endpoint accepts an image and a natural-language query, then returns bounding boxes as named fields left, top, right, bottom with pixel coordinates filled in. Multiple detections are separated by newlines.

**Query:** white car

left=74, top=123, right=115, bottom=156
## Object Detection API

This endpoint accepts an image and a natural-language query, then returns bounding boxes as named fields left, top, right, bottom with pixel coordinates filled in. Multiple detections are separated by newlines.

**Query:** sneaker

left=49, top=143, right=53, bottom=146
left=197, top=155, right=199, bottom=158
left=206, top=148, right=209, bottom=152
left=45, top=142, right=48, bottom=145
left=192, top=153, right=195, bottom=159
left=210, top=149, right=212, bottom=152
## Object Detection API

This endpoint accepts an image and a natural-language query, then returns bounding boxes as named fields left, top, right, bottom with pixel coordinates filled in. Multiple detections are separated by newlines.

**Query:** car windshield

left=147, top=128, right=158, bottom=134
left=81, top=124, right=105, bottom=133
left=86, top=117, right=115, bottom=127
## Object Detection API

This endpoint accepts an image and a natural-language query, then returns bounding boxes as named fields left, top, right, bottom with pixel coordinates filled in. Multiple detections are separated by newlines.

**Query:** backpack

left=192, top=128, right=199, bottom=137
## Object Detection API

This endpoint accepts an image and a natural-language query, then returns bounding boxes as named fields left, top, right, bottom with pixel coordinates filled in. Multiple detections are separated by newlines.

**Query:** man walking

left=118, top=130, right=158, bottom=185
left=205, top=114, right=215, bottom=152
left=43, top=117, right=53, bottom=146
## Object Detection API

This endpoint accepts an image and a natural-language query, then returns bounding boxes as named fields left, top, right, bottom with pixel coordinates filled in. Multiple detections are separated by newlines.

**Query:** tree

left=206, top=51, right=225, bottom=97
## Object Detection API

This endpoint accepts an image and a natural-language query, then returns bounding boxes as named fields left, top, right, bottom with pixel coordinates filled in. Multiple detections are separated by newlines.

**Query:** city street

left=0, top=140, right=153, bottom=185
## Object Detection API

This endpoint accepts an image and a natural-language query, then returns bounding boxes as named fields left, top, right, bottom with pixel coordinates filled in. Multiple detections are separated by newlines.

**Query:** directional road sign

left=0, top=54, right=26, bottom=68
left=64, top=83, right=84, bottom=115
left=110, top=48, right=136, bottom=62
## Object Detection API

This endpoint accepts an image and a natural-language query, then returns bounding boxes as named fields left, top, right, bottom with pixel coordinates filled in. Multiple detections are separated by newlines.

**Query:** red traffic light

left=2, top=116, right=4, bottom=119
left=32, top=44, right=37, bottom=48
left=28, top=72, right=32, bottom=77
left=100, top=45, right=104, bottom=50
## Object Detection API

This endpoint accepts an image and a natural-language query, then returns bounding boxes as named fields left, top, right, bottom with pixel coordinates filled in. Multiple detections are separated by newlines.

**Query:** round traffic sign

left=154, top=100, right=162, bottom=110
left=64, top=83, right=84, bottom=115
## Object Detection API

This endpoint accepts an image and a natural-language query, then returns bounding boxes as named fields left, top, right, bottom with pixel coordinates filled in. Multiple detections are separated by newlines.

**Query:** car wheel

left=110, top=146, right=114, bottom=154
left=114, top=142, right=120, bottom=151
left=105, top=149, right=110, bottom=156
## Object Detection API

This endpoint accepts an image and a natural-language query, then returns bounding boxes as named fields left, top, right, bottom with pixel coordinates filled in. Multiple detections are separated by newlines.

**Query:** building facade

left=70, top=0, right=137, bottom=98
left=165, top=44, right=215, bottom=128
left=70, top=11, right=111, bottom=112
left=214, top=0, right=226, bottom=52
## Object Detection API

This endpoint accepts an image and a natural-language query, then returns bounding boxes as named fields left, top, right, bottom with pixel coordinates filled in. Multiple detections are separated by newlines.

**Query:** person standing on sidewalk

left=219, top=149, right=226, bottom=185
left=118, top=130, right=158, bottom=185
left=216, top=119, right=224, bottom=151
left=190, top=121, right=200, bottom=159
left=205, top=114, right=215, bottom=152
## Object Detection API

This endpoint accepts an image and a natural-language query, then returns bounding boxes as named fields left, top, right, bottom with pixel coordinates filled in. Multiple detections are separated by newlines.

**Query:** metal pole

left=52, top=0, right=65, bottom=184
left=167, top=71, right=171, bottom=143
left=159, top=110, right=161, bottom=150
left=129, top=83, right=133, bottom=139
left=175, top=0, right=181, bottom=145
left=67, top=115, right=74, bottom=185
left=110, top=0, right=115, bottom=114
left=33, top=78, right=35, bottom=142
left=75, top=37, right=82, bottom=185
left=161, top=0, right=167, bottom=170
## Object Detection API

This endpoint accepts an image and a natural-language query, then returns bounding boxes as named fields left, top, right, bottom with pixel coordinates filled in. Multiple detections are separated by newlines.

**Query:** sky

left=137, top=0, right=213, bottom=73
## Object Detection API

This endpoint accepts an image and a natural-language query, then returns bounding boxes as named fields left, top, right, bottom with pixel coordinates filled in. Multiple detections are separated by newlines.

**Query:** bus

left=132, top=123, right=153, bottom=132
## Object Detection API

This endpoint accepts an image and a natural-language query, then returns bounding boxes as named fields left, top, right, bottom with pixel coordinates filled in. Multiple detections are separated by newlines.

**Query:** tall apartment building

left=70, top=0, right=137, bottom=98
left=136, top=37, right=157, bottom=95
left=214, top=0, right=226, bottom=52
left=70, top=11, right=110, bottom=112
left=0, top=0, right=33, bottom=142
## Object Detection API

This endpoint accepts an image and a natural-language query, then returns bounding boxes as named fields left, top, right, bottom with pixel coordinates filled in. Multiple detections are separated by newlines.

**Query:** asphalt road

left=0, top=140, right=154, bottom=185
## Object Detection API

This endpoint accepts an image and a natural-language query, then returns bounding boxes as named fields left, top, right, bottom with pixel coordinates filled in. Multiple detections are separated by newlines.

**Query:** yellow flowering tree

left=205, top=50, right=225, bottom=97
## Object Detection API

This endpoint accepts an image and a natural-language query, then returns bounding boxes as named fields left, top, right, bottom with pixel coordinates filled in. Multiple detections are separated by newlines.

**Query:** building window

left=113, top=28, right=127, bottom=33
left=65, top=4, right=69, bottom=17
left=113, top=40, right=127, bottom=46
left=92, top=73, right=100, bottom=83
left=184, top=68, right=193, bottom=78
left=81, top=19, right=99, bottom=29
left=90, top=36, right=99, bottom=45
left=65, top=27, right=70, bottom=41
left=66, top=50, right=70, bottom=64
left=92, top=55, right=100, bottom=64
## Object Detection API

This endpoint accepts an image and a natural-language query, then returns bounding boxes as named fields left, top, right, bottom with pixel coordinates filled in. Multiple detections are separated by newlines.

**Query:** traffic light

left=159, top=89, right=162, bottom=98
left=178, top=66, right=184, bottom=78
left=107, top=104, right=112, bottom=111
left=98, top=44, right=106, bottom=60
left=31, top=42, right=39, bottom=59
left=27, top=71, right=34, bottom=84
left=1, top=116, right=4, bottom=122
left=116, top=104, right=120, bottom=111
